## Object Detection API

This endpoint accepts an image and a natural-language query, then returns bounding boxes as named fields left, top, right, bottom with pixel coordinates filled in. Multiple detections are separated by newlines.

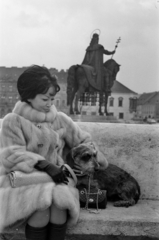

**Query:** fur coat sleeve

left=0, top=113, right=57, bottom=173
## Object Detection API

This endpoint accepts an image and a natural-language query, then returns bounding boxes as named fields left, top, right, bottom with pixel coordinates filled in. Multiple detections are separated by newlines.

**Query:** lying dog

left=66, top=142, right=141, bottom=207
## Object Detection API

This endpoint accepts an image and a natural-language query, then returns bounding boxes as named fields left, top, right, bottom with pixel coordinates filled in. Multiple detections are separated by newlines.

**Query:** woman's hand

left=51, top=166, right=69, bottom=184
left=72, top=162, right=84, bottom=176
left=34, top=160, right=68, bottom=184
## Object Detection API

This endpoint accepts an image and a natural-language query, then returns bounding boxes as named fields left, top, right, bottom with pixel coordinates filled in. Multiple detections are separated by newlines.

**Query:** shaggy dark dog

left=66, top=142, right=141, bottom=207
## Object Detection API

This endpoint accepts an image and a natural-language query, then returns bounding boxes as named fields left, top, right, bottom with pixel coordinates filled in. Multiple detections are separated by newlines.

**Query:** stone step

left=1, top=200, right=159, bottom=239
left=67, top=200, right=159, bottom=238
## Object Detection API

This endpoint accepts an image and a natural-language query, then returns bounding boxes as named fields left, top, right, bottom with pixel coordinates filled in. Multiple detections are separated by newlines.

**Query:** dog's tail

left=113, top=199, right=136, bottom=207
left=114, top=186, right=141, bottom=207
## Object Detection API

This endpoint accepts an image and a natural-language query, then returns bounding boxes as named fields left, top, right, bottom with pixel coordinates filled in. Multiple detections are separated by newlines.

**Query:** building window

left=109, top=112, right=114, bottom=116
left=85, top=93, right=90, bottom=105
left=9, top=96, right=13, bottom=103
left=62, top=100, right=65, bottom=106
left=1, top=109, right=5, bottom=117
left=109, top=97, right=114, bottom=107
left=118, top=97, right=123, bottom=107
left=91, top=112, right=96, bottom=115
left=129, top=97, right=137, bottom=112
left=119, top=113, right=124, bottom=119
left=1, top=96, right=5, bottom=102
left=91, top=94, right=97, bottom=106
left=9, top=86, right=13, bottom=91
left=82, top=111, right=86, bottom=115
left=56, top=99, right=60, bottom=107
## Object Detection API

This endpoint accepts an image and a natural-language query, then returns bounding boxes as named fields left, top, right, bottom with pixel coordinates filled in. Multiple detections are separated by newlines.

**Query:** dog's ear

left=65, top=151, right=74, bottom=168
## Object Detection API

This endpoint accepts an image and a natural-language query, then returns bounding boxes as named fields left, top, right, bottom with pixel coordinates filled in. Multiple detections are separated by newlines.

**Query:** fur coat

left=0, top=101, right=93, bottom=231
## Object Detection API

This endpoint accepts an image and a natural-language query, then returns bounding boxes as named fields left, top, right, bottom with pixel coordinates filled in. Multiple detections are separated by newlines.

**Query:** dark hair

left=17, top=65, right=60, bottom=102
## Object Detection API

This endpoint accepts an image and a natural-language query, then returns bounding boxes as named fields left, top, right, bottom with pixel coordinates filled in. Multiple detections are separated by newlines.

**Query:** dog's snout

left=94, top=160, right=100, bottom=170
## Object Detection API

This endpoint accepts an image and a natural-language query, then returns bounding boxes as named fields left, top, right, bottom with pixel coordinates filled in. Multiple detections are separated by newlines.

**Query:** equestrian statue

left=67, top=31, right=121, bottom=115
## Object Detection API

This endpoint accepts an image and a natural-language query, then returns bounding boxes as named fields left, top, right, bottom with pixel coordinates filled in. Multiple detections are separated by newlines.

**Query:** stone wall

left=77, top=122, right=159, bottom=200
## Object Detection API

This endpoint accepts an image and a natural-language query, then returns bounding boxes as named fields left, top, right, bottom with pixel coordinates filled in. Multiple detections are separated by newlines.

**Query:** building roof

left=137, top=92, right=159, bottom=105
left=0, top=67, right=67, bottom=82
left=111, top=80, right=137, bottom=94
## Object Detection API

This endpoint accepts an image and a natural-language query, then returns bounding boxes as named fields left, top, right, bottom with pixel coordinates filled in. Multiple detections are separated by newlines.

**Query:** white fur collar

left=13, top=101, right=57, bottom=123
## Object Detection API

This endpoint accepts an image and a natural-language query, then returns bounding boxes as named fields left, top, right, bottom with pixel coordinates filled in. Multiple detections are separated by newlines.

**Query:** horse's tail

left=67, top=65, right=77, bottom=106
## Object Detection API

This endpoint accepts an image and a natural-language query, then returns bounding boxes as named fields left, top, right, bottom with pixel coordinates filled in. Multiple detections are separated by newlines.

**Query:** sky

left=0, top=0, right=159, bottom=94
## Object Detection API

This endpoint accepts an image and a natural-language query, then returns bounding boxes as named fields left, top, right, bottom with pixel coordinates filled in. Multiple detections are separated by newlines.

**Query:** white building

left=80, top=80, right=138, bottom=121
left=107, top=80, right=138, bottom=121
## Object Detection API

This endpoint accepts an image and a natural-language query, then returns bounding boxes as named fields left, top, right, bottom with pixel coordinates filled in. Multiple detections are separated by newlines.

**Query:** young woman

left=0, top=65, right=108, bottom=240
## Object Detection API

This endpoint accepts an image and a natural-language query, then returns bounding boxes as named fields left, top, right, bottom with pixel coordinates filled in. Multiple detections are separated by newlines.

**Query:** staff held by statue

left=111, top=37, right=121, bottom=59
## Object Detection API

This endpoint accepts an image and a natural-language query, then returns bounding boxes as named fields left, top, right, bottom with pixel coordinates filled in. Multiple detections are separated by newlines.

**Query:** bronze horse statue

left=67, top=59, right=120, bottom=115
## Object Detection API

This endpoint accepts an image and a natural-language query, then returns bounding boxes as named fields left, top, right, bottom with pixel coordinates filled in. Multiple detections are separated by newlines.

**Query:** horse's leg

left=104, top=92, right=109, bottom=116
left=74, top=87, right=85, bottom=114
left=74, top=67, right=88, bottom=114
left=99, top=91, right=104, bottom=116
left=103, top=68, right=110, bottom=116
left=70, top=88, right=77, bottom=115
left=99, top=93, right=101, bottom=115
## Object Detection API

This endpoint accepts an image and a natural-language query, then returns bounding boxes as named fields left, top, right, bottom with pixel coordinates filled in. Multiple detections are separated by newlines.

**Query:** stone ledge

left=67, top=200, right=159, bottom=239
left=1, top=200, right=159, bottom=240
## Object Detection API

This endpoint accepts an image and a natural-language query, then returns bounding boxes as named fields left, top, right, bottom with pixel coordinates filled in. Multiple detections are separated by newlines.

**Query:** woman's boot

left=25, top=223, right=48, bottom=240
left=47, top=222, right=67, bottom=240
